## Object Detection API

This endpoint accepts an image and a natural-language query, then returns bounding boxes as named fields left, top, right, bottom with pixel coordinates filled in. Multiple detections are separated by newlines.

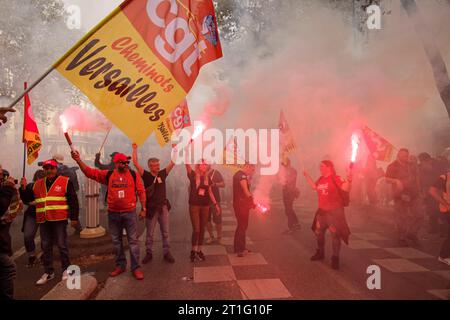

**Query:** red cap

left=42, top=159, right=58, bottom=168
left=113, top=153, right=131, bottom=163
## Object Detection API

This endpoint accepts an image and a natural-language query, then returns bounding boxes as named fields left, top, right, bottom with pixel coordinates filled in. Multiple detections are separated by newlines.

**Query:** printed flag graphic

left=22, top=82, right=42, bottom=165
left=155, top=99, right=191, bottom=146
left=361, top=126, right=395, bottom=162
left=55, top=0, right=222, bottom=145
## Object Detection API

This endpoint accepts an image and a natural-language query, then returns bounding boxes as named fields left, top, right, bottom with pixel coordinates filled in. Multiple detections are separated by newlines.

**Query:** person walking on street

left=19, top=169, right=45, bottom=268
left=303, top=160, right=352, bottom=270
left=186, top=160, right=220, bottom=262
left=72, top=150, right=146, bottom=280
left=429, top=172, right=450, bottom=265
left=26, top=159, right=79, bottom=285
left=205, top=165, right=225, bottom=244
left=0, top=166, right=18, bottom=300
left=233, top=163, right=256, bottom=257
left=281, top=158, right=301, bottom=233
left=132, top=143, right=175, bottom=264
left=385, top=148, right=422, bottom=246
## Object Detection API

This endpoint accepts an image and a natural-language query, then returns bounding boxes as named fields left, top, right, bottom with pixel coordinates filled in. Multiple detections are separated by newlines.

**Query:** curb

left=41, top=274, right=98, bottom=300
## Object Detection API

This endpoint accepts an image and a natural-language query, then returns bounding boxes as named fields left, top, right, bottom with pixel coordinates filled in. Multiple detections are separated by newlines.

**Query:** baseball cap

left=113, top=153, right=131, bottom=163
left=41, top=159, right=58, bottom=168
left=110, top=152, right=119, bottom=158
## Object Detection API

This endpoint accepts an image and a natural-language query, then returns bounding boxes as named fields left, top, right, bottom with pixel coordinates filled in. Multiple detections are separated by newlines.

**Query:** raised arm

left=131, top=143, right=145, bottom=176
left=303, top=170, right=317, bottom=190
left=429, top=184, right=449, bottom=210
left=71, top=150, right=107, bottom=184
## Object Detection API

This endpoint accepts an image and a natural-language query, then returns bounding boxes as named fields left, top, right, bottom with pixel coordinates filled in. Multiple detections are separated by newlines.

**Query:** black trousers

left=40, top=220, right=70, bottom=274
left=282, top=190, right=299, bottom=229
left=0, top=253, right=16, bottom=300
left=233, top=203, right=250, bottom=253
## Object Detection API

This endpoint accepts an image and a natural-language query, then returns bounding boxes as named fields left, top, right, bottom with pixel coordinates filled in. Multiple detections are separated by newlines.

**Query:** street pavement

left=10, top=195, right=450, bottom=300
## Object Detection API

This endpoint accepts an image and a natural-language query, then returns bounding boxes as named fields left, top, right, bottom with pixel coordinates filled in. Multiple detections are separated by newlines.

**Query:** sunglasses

left=118, top=161, right=130, bottom=165
left=43, top=166, right=57, bottom=170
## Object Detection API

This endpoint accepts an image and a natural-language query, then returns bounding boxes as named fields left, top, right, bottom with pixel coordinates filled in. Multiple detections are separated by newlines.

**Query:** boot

left=310, top=249, right=324, bottom=261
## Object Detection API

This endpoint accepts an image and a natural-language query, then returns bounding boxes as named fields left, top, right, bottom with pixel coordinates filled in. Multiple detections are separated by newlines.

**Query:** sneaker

left=164, top=252, right=175, bottom=263
left=331, top=256, right=340, bottom=270
left=62, top=270, right=68, bottom=282
left=310, top=249, right=324, bottom=261
left=26, top=256, right=37, bottom=268
left=190, top=250, right=197, bottom=262
left=36, top=273, right=55, bottom=285
left=205, top=237, right=215, bottom=245
left=197, top=251, right=205, bottom=261
left=142, top=253, right=153, bottom=264
left=438, top=256, right=450, bottom=266
left=132, top=268, right=144, bottom=280
left=109, top=266, right=126, bottom=277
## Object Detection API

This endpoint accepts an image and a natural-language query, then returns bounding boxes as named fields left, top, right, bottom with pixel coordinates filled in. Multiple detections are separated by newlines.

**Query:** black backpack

left=105, top=169, right=137, bottom=202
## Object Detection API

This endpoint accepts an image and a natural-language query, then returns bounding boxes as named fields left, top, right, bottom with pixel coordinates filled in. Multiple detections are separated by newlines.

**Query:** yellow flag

left=55, top=0, right=222, bottom=145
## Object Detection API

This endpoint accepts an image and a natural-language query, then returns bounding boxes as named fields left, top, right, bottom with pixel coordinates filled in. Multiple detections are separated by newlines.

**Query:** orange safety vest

left=439, top=173, right=450, bottom=214
left=33, top=176, right=70, bottom=223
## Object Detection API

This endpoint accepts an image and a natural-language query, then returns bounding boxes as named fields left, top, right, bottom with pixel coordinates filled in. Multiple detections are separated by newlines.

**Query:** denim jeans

left=233, top=204, right=250, bottom=253
left=145, top=206, right=170, bottom=255
left=39, top=220, right=70, bottom=274
left=0, top=254, right=16, bottom=300
left=23, top=214, right=39, bottom=254
left=108, top=211, right=140, bottom=271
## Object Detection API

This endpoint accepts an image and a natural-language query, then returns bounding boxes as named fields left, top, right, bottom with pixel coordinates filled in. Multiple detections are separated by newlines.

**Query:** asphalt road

left=9, top=194, right=450, bottom=300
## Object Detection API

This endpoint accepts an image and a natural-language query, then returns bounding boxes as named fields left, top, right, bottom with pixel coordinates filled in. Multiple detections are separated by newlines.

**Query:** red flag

left=22, top=82, right=42, bottom=165
left=361, top=126, right=395, bottom=162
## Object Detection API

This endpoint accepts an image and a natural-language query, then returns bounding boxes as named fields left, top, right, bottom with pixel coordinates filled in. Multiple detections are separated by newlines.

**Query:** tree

left=401, top=0, right=450, bottom=119
left=0, top=0, right=85, bottom=123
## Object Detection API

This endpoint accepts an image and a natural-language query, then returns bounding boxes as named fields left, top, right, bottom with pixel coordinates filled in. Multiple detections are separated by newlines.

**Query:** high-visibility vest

left=33, top=176, right=70, bottom=223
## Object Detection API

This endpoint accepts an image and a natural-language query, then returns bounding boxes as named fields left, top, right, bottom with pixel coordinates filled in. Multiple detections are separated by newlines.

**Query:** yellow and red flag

left=361, top=126, right=395, bottom=162
left=155, top=99, right=191, bottom=146
left=279, top=110, right=296, bottom=165
left=22, top=82, right=42, bottom=165
left=222, top=137, right=245, bottom=173
left=55, top=0, right=222, bottom=145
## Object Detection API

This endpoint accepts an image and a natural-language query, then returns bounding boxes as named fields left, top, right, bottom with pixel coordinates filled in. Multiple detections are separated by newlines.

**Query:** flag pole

left=5, top=4, right=127, bottom=110
left=22, top=82, right=28, bottom=178
left=98, top=127, right=112, bottom=154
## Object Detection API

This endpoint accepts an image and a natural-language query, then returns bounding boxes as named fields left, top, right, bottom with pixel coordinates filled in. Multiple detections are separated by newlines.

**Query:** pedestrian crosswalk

left=192, top=204, right=293, bottom=299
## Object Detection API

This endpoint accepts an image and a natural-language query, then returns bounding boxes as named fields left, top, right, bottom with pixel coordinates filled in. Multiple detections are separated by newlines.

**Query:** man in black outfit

left=233, top=163, right=255, bottom=257
left=0, top=166, right=18, bottom=300
left=132, top=143, right=175, bottom=263
left=281, top=158, right=300, bottom=233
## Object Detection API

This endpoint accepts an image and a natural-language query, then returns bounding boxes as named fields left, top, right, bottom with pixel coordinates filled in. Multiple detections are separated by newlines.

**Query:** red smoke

left=58, top=105, right=111, bottom=133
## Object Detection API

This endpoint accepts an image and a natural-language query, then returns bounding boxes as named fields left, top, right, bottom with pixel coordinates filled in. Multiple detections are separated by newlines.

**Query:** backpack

left=331, top=175, right=350, bottom=207
left=58, top=165, right=80, bottom=192
left=105, top=169, right=137, bottom=202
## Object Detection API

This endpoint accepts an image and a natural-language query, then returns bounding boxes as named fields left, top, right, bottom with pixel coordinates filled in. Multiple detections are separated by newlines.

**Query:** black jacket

left=0, top=182, right=16, bottom=256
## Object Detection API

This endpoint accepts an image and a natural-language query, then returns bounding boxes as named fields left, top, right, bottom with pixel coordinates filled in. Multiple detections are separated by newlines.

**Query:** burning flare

left=59, top=114, right=74, bottom=151
left=351, top=133, right=360, bottom=163
left=255, top=202, right=269, bottom=214
left=191, top=121, right=206, bottom=141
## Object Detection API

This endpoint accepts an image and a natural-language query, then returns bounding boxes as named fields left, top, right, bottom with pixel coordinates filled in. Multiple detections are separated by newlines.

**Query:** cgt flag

left=361, top=126, right=395, bottom=162
left=22, top=82, right=42, bottom=165
left=155, top=99, right=191, bottom=146
left=55, top=0, right=222, bottom=145
left=279, top=110, right=296, bottom=165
